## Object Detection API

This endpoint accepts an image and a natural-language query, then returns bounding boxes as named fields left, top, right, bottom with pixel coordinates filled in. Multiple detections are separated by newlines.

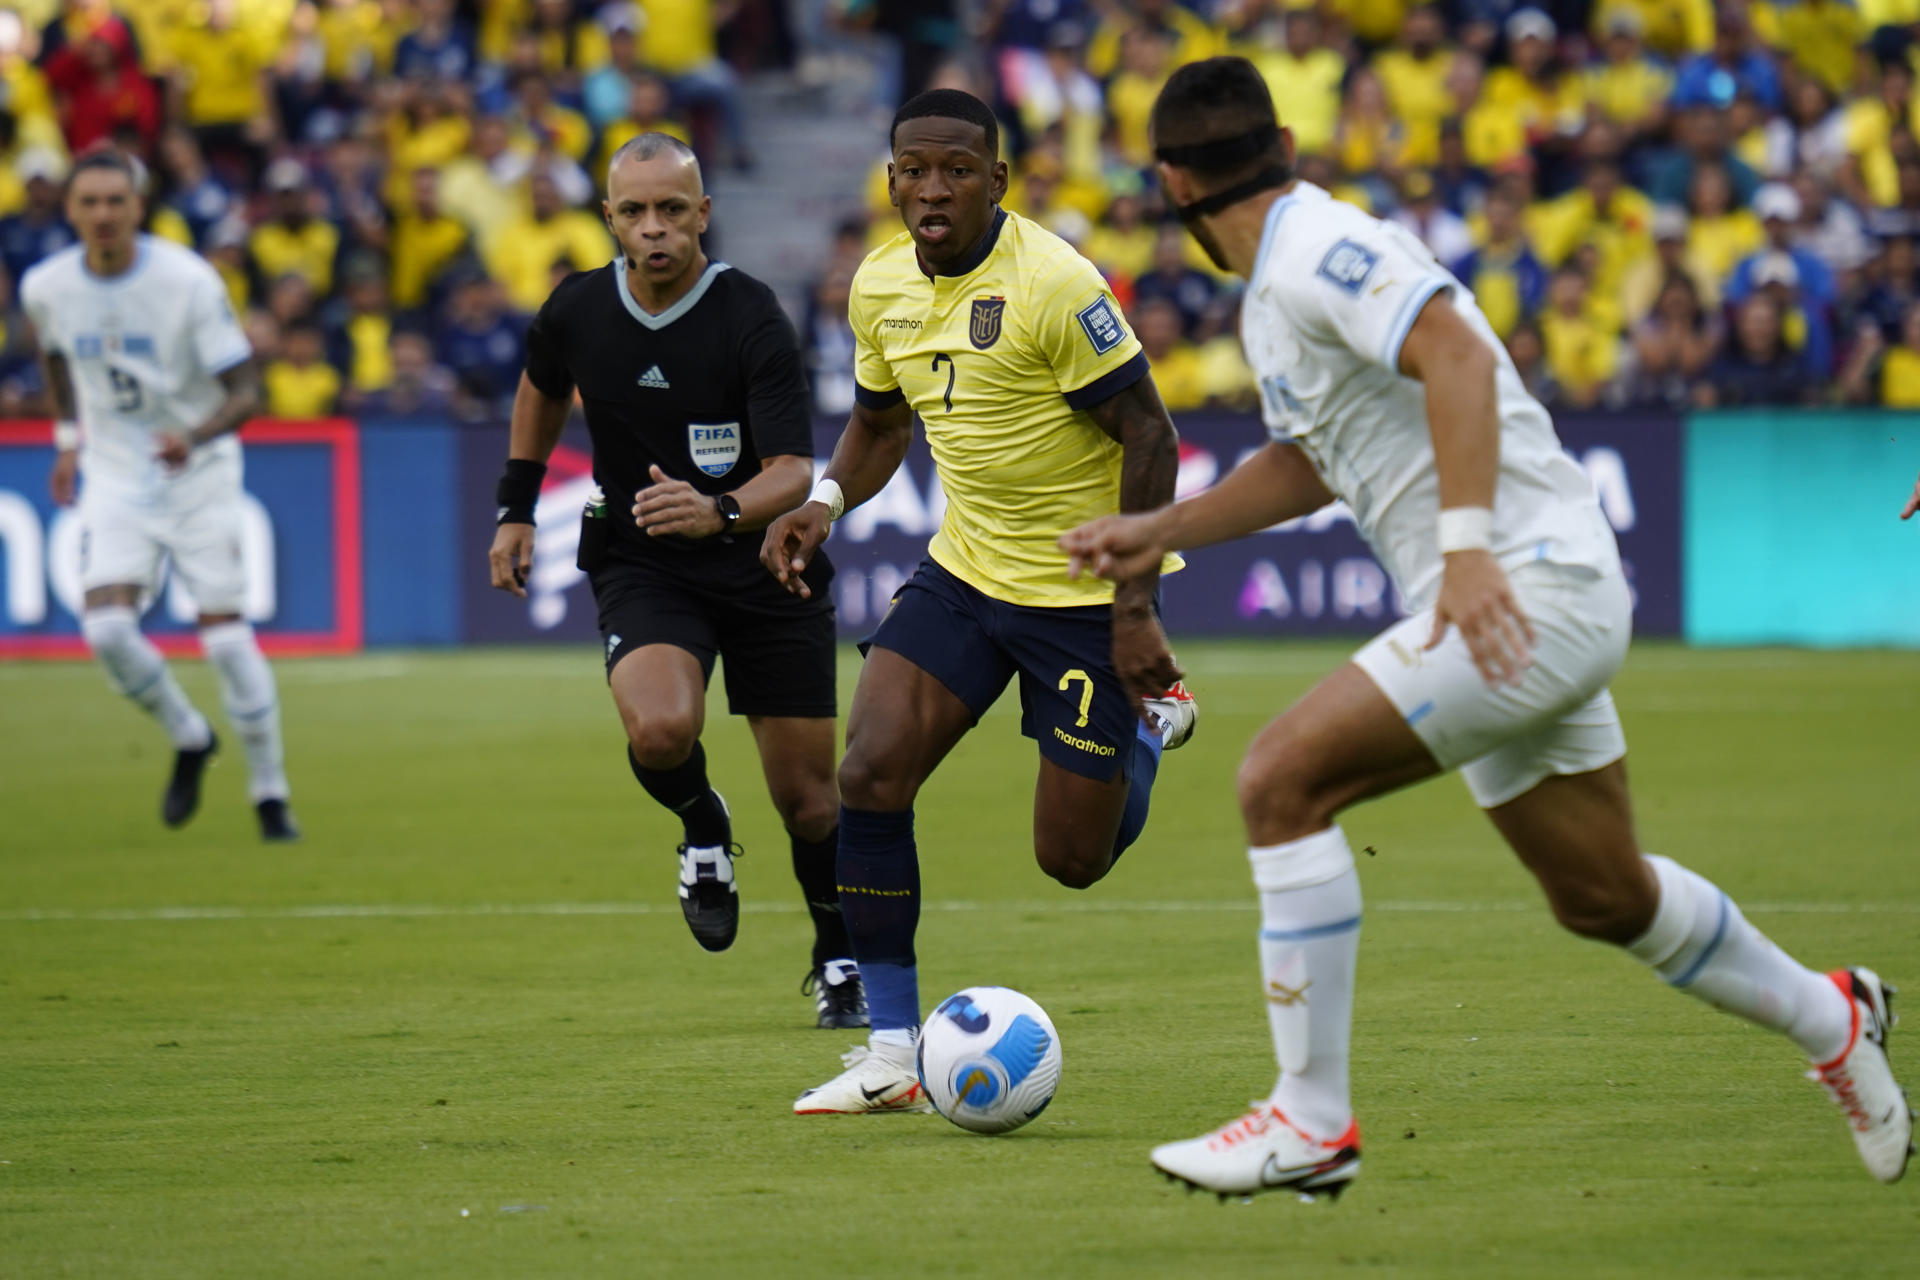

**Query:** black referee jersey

left=524, top=259, right=814, bottom=566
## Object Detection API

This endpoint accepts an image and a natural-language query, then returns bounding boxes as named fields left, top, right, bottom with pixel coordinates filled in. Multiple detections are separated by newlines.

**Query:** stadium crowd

left=2, top=0, right=1919, bottom=422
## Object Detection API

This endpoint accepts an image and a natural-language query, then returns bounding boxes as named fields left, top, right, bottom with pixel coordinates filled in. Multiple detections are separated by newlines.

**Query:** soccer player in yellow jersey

left=761, top=90, right=1195, bottom=1114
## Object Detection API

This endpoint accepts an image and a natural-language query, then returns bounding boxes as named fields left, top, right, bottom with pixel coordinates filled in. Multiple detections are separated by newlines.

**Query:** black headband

left=1153, top=123, right=1280, bottom=171
left=1169, top=164, right=1293, bottom=222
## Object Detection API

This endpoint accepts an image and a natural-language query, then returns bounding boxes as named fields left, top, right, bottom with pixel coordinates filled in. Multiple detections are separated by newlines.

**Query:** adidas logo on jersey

left=637, top=365, right=671, bottom=389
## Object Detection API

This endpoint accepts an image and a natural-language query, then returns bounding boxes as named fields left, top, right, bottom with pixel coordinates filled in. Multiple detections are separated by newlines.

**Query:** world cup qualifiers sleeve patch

left=1317, top=240, right=1380, bottom=295
left=1076, top=295, right=1127, bottom=355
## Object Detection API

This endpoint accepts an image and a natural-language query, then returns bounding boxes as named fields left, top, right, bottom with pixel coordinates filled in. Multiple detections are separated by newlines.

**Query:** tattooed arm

left=1083, top=373, right=1183, bottom=712
left=155, top=359, right=263, bottom=470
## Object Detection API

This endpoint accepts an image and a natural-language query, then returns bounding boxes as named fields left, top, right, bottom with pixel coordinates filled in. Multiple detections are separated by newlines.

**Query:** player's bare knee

left=837, top=749, right=916, bottom=812
left=776, top=789, right=839, bottom=843
left=627, top=716, right=698, bottom=771
left=1236, top=742, right=1327, bottom=842
left=1544, top=873, right=1657, bottom=945
left=1035, top=842, right=1107, bottom=891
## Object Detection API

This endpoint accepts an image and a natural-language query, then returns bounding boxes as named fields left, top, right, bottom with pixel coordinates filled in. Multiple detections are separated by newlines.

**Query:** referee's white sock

left=1629, top=854, right=1852, bottom=1062
left=81, top=606, right=212, bottom=750
left=1251, top=826, right=1362, bottom=1141
left=200, top=621, right=289, bottom=802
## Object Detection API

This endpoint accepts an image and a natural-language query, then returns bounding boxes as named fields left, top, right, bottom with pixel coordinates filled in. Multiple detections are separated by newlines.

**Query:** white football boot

left=1151, top=1103, right=1360, bottom=1201
left=793, top=1040, right=933, bottom=1115
left=1143, top=680, right=1198, bottom=750
left=1808, top=967, right=1913, bottom=1183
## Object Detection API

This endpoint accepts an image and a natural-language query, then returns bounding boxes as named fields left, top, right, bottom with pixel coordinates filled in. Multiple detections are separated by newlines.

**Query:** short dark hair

left=1149, top=57, right=1282, bottom=191
left=605, top=132, right=702, bottom=195
left=890, top=89, right=998, bottom=157
left=70, top=147, right=145, bottom=194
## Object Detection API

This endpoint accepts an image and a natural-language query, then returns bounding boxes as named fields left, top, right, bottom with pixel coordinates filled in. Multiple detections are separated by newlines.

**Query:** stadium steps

left=708, top=71, right=884, bottom=318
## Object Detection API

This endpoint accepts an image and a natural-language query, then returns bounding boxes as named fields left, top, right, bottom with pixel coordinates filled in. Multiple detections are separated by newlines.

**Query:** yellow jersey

left=265, top=360, right=342, bottom=419
left=850, top=209, right=1178, bottom=607
left=1882, top=348, right=1920, bottom=408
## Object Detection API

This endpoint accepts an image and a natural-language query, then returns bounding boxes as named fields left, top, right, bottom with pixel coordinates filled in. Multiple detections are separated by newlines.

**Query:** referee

left=487, top=134, right=865, bottom=1030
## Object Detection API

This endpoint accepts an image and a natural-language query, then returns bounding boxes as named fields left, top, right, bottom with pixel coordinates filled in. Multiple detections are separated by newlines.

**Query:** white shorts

left=79, top=479, right=248, bottom=615
left=1352, top=562, right=1633, bottom=809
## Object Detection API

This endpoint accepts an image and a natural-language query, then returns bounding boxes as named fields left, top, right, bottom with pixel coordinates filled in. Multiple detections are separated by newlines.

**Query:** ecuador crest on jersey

left=969, top=296, right=1005, bottom=350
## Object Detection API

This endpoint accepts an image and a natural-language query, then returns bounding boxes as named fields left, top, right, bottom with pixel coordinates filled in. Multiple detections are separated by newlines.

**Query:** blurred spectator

left=1430, top=119, right=1489, bottom=216
left=1729, top=183, right=1838, bottom=374
left=507, top=68, right=592, bottom=165
left=1764, top=78, right=1849, bottom=185
left=584, top=9, right=648, bottom=129
left=1373, top=4, right=1453, bottom=167
left=437, top=273, right=527, bottom=420
left=157, top=128, right=234, bottom=248
left=1846, top=234, right=1920, bottom=341
left=1621, top=203, right=1712, bottom=320
left=1590, top=0, right=1713, bottom=62
left=1682, top=162, right=1763, bottom=294
left=0, top=259, right=41, bottom=415
left=325, top=258, right=396, bottom=397
left=438, top=114, right=532, bottom=253
left=1134, top=296, right=1205, bottom=412
left=1673, top=9, right=1781, bottom=113
left=1792, top=171, right=1876, bottom=277
left=40, top=14, right=158, bottom=154
left=1839, top=299, right=1920, bottom=407
left=0, top=149, right=74, bottom=283
left=167, top=0, right=280, bottom=178
left=1085, top=0, right=1220, bottom=80
left=1452, top=185, right=1546, bottom=340
left=640, top=0, right=752, bottom=170
left=205, top=216, right=252, bottom=313
left=1482, top=9, right=1583, bottom=157
left=1624, top=272, right=1721, bottom=409
left=1334, top=66, right=1407, bottom=187
left=394, top=0, right=477, bottom=83
left=250, top=159, right=340, bottom=295
left=348, top=328, right=458, bottom=418
left=485, top=169, right=607, bottom=313
left=1391, top=169, right=1473, bottom=266
left=390, top=166, right=472, bottom=313
left=1539, top=265, right=1621, bottom=409
left=1245, top=7, right=1343, bottom=159
left=1868, top=157, right=1920, bottom=240
left=264, top=321, right=343, bottom=419
left=1132, top=222, right=1217, bottom=339
left=265, top=271, right=321, bottom=333
left=1839, top=57, right=1914, bottom=212
left=317, top=131, right=390, bottom=258
left=1531, top=158, right=1652, bottom=306
left=1769, top=0, right=1865, bottom=97
left=802, top=265, right=856, bottom=417
left=1446, top=51, right=1526, bottom=172
left=1083, top=182, right=1155, bottom=284
left=1697, top=293, right=1809, bottom=406
left=1106, top=26, right=1175, bottom=170
left=1504, top=316, right=1556, bottom=403
left=1582, top=7, right=1672, bottom=143
left=1646, top=103, right=1761, bottom=207
left=596, top=73, right=691, bottom=184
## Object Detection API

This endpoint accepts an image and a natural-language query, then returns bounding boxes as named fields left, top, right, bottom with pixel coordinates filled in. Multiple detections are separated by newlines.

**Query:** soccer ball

left=916, top=986, right=1063, bottom=1134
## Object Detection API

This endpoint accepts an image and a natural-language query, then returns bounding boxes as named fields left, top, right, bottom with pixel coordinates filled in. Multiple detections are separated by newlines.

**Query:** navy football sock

left=629, top=742, right=730, bottom=847
left=1111, top=718, right=1165, bottom=861
left=837, top=806, right=920, bottom=1032
left=790, top=827, right=851, bottom=967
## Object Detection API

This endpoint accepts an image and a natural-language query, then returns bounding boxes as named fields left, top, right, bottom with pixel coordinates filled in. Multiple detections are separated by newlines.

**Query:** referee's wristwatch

left=713, top=493, right=742, bottom=536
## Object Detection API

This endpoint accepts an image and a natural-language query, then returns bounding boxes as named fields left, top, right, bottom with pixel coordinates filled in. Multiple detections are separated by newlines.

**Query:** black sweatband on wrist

left=496, top=458, right=547, bottom=525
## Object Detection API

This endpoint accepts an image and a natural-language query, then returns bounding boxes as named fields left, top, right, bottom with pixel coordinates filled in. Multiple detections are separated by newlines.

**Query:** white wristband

left=53, top=420, right=80, bottom=451
left=1437, top=506, right=1493, bottom=555
left=808, top=477, right=845, bottom=523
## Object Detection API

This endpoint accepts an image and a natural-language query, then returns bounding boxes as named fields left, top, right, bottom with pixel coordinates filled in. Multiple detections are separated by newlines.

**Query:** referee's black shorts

left=590, top=548, right=837, bottom=719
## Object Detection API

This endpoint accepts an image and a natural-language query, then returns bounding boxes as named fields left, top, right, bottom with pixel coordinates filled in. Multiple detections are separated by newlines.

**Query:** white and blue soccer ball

left=917, top=986, right=1063, bottom=1134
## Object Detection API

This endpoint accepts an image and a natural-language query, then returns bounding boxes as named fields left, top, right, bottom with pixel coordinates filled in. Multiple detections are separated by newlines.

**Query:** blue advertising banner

left=1685, top=410, right=1920, bottom=647
left=0, top=421, right=362, bottom=657
left=457, top=411, right=1683, bottom=644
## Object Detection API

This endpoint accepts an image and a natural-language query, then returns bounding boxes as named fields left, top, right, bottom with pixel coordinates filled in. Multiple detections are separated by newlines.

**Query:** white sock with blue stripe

left=201, top=622, right=289, bottom=803
left=1251, top=827, right=1362, bottom=1140
left=1629, top=855, right=1849, bottom=1062
left=82, top=606, right=211, bottom=750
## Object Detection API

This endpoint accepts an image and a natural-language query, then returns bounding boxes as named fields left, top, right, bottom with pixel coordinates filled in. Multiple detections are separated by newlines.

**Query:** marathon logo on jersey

left=1317, top=240, right=1379, bottom=295
left=969, top=296, right=1005, bottom=350
left=1076, top=295, right=1126, bottom=355
left=689, top=422, right=741, bottom=478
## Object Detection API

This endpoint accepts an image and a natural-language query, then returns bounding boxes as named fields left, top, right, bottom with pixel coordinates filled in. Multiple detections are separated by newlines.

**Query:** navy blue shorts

left=866, top=559, right=1137, bottom=781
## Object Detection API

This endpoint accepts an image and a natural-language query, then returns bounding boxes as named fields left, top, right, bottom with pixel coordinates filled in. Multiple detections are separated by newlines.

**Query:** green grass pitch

left=3, top=642, right=1918, bottom=1277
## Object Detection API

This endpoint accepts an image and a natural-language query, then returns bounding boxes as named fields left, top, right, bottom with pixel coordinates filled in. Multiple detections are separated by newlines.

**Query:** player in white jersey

left=1062, top=60, right=1910, bottom=1196
left=22, top=151, right=298, bottom=840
